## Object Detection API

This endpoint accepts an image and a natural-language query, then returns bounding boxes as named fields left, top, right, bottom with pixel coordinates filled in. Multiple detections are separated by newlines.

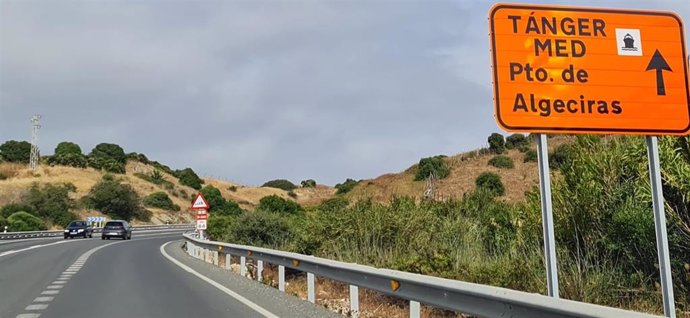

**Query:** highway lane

left=3, top=231, right=339, bottom=318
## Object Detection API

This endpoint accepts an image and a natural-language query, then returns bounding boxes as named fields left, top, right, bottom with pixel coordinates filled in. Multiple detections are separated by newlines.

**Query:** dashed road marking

left=41, top=290, right=59, bottom=295
left=25, top=304, right=48, bottom=310
left=33, top=297, right=53, bottom=302
left=46, top=285, right=63, bottom=289
left=16, top=313, right=40, bottom=318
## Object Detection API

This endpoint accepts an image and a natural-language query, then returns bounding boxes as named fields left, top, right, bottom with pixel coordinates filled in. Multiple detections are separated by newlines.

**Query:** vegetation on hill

left=414, top=155, right=450, bottom=180
left=488, top=155, right=514, bottom=169
left=488, top=133, right=506, bottom=154
left=144, top=192, right=180, bottom=211
left=200, top=185, right=243, bottom=217
left=82, top=174, right=151, bottom=222
left=335, top=178, right=359, bottom=195
left=262, top=179, right=297, bottom=191
left=0, top=140, right=32, bottom=163
left=257, top=195, right=303, bottom=215
left=300, top=179, right=316, bottom=188
left=177, top=167, right=203, bottom=190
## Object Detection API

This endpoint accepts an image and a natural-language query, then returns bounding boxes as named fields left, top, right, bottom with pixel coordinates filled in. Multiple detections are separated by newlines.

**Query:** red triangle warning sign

left=191, top=192, right=210, bottom=210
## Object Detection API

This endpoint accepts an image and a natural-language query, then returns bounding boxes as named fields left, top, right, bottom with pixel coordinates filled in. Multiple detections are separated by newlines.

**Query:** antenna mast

left=30, top=114, right=42, bottom=171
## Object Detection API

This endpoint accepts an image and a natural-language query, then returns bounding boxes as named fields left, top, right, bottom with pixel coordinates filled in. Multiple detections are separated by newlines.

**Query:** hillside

left=345, top=135, right=573, bottom=203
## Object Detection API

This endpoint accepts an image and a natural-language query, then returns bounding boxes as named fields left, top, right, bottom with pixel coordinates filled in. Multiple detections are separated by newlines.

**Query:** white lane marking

left=41, top=290, right=59, bottom=295
left=51, top=281, right=67, bottom=285
left=160, top=241, right=279, bottom=318
left=46, top=285, right=63, bottom=289
left=0, top=241, right=73, bottom=258
left=25, top=304, right=48, bottom=310
left=16, top=313, right=40, bottom=318
left=33, top=297, right=53, bottom=302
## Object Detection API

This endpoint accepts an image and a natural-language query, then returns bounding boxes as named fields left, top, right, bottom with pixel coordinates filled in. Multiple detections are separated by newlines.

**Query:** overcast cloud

left=1, top=0, right=688, bottom=185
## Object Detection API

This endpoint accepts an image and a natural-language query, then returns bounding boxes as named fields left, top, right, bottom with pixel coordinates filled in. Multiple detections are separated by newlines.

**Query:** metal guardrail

left=183, top=233, right=661, bottom=318
left=0, top=224, right=194, bottom=240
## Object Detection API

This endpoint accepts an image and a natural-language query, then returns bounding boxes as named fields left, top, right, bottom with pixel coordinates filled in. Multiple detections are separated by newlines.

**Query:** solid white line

left=159, top=241, right=279, bottom=318
left=0, top=241, right=72, bottom=258
left=16, top=313, right=40, bottom=318
left=33, top=297, right=53, bottom=302
left=41, top=290, right=59, bottom=295
left=25, top=304, right=48, bottom=310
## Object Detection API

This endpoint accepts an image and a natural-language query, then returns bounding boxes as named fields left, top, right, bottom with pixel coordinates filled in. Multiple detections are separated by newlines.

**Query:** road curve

left=0, top=231, right=339, bottom=318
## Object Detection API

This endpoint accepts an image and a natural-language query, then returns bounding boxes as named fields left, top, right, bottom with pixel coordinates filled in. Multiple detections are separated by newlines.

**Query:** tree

left=261, top=179, right=297, bottom=191
left=0, top=140, right=32, bottom=163
left=505, top=134, right=529, bottom=150
left=177, top=168, right=203, bottom=190
left=199, top=185, right=242, bottom=216
left=1, top=203, right=35, bottom=218
left=87, top=156, right=125, bottom=173
left=488, top=133, right=506, bottom=154
left=7, top=211, right=46, bottom=231
left=415, top=156, right=451, bottom=181
left=300, top=179, right=317, bottom=188
left=89, top=143, right=126, bottom=164
left=84, top=175, right=147, bottom=221
left=55, top=142, right=82, bottom=156
left=475, top=172, right=505, bottom=196
left=257, top=195, right=303, bottom=215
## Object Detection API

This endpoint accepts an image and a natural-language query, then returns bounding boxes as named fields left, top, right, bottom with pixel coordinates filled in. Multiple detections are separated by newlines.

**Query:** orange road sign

left=489, top=4, right=690, bottom=135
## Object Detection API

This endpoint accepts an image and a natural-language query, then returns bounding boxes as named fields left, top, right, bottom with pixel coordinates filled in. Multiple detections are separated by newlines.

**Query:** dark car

left=64, top=220, right=93, bottom=239
left=101, top=220, right=132, bottom=240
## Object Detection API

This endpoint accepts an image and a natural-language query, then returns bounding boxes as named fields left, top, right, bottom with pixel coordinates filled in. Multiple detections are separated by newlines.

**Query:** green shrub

left=415, top=156, right=451, bottom=181
left=206, top=215, right=236, bottom=241
left=488, top=133, right=506, bottom=154
left=89, top=143, right=126, bottom=164
left=126, top=152, right=149, bottom=164
left=261, top=179, right=297, bottom=191
left=335, top=178, right=359, bottom=195
left=257, top=195, right=303, bottom=214
left=523, top=149, right=538, bottom=162
left=505, top=134, right=529, bottom=150
left=0, top=140, right=32, bottom=163
left=25, top=183, right=77, bottom=227
left=7, top=211, right=46, bottom=231
left=88, top=156, right=125, bottom=173
left=54, top=153, right=88, bottom=168
left=177, top=168, right=203, bottom=190
left=300, top=179, right=317, bottom=188
left=287, top=190, right=297, bottom=198
left=1, top=204, right=35, bottom=218
left=488, top=155, right=514, bottom=169
left=550, top=144, right=575, bottom=170
left=151, top=161, right=175, bottom=176
left=229, top=211, right=294, bottom=248
left=83, top=175, right=147, bottom=221
left=228, top=186, right=237, bottom=192
left=55, top=142, right=82, bottom=156
left=475, top=172, right=505, bottom=196
left=143, top=192, right=178, bottom=210
left=200, top=185, right=243, bottom=216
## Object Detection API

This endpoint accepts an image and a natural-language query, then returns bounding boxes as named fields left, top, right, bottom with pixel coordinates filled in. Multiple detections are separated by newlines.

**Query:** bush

left=177, top=168, right=203, bottom=190
left=7, top=211, right=46, bottom=231
left=261, top=179, right=297, bottom=191
left=134, top=170, right=174, bottom=188
left=144, top=192, right=178, bottom=211
left=126, top=152, right=149, bottom=164
left=88, top=156, right=125, bottom=174
left=488, top=133, right=506, bottom=154
left=89, top=143, right=126, bottom=164
left=83, top=175, right=147, bottom=221
left=505, top=134, right=529, bottom=150
left=335, top=178, right=359, bottom=195
left=200, top=185, right=243, bottom=216
left=0, top=140, right=32, bottom=163
left=257, top=195, right=303, bottom=214
left=287, top=191, right=297, bottom=198
left=25, top=183, right=77, bottom=227
left=54, top=153, right=88, bottom=168
left=488, top=155, right=514, bottom=169
left=475, top=172, right=505, bottom=196
left=550, top=144, right=575, bottom=170
left=524, top=149, right=538, bottom=162
left=415, top=156, right=451, bottom=181
left=228, top=186, right=237, bottom=192
left=300, top=179, right=317, bottom=188
left=55, top=142, right=82, bottom=156
left=1, top=203, right=35, bottom=218
left=151, top=161, right=175, bottom=176
left=229, top=211, right=294, bottom=248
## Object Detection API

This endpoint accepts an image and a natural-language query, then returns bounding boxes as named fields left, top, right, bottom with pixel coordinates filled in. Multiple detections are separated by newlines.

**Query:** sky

left=1, top=0, right=688, bottom=186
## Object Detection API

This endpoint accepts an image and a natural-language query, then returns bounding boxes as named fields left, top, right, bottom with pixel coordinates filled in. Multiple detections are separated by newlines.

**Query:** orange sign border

left=489, top=4, right=690, bottom=135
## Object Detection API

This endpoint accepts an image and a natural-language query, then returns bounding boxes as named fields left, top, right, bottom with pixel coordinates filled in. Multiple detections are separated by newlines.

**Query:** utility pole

left=30, top=114, right=41, bottom=171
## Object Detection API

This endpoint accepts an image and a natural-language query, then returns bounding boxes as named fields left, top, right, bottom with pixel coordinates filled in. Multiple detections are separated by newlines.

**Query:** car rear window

left=69, top=221, right=86, bottom=227
left=105, top=221, right=123, bottom=227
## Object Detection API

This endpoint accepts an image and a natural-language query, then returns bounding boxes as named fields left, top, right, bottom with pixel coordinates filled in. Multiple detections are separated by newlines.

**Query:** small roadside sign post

left=489, top=4, right=689, bottom=317
left=191, top=192, right=210, bottom=239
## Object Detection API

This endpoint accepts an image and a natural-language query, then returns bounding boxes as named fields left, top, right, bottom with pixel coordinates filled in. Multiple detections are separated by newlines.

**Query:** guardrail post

left=349, top=285, right=359, bottom=318
left=410, top=301, right=420, bottom=318
left=213, top=251, right=219, bottom=266
left=257, top=260, right=264, bottom=282
left=225, top=253, right=231, bottom=270
left=307, top=272, right=316, bottom=303
left=279, top=265, right=285, bottom=292
left=240, top=256, right=247, bottom=277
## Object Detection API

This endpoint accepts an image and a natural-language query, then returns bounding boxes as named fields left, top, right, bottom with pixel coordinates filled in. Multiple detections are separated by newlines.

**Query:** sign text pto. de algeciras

left=506, top=15, right=621, bottom=117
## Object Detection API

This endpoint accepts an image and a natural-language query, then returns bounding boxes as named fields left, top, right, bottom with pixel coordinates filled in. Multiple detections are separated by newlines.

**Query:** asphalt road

left=0, top=230, right=339, bottom=318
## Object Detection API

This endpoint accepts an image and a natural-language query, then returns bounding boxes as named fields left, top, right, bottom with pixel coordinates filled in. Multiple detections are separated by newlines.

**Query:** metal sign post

left=536, top=134, right=559, bottom=298
left=645, top=136, right=676, bottom=318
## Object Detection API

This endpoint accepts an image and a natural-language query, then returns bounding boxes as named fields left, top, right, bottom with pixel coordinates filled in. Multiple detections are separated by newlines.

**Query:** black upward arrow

left=645, top=49, right=672, bottom=96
